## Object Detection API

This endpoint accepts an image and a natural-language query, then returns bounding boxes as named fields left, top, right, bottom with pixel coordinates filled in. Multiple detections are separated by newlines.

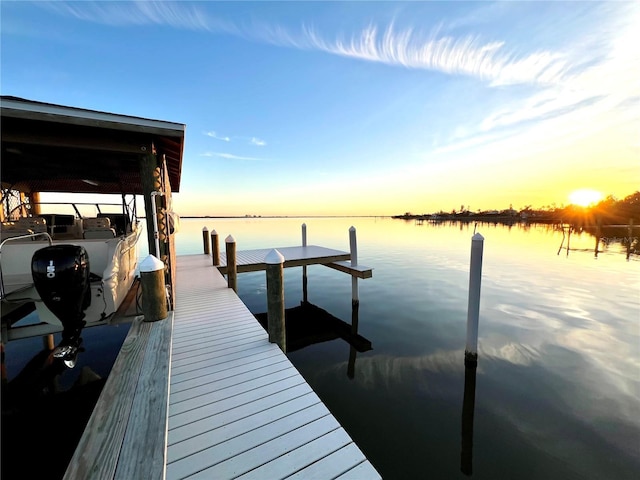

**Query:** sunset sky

left=2, top=1, right=638, bottom=216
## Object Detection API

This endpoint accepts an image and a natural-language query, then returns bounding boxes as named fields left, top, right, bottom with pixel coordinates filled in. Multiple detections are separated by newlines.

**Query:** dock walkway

left=64, top=253, right=379, bottom=479
left=167, top=254, right=380, bottom=479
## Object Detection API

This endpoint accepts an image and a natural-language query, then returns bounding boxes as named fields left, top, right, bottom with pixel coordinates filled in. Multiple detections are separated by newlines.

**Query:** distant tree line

left=394, top=191, right=640, bottom=226
left=554, top=191, right=639, bottom=226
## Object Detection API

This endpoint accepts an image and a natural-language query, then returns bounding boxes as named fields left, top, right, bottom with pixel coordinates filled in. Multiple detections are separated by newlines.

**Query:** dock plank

left=63, top=317, right=153, bottom=480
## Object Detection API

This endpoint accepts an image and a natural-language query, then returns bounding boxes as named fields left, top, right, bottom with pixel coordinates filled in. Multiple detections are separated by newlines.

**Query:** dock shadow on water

left=1, top=321, right=132, bottom=479
left=254, top=301, right=372, bottom=379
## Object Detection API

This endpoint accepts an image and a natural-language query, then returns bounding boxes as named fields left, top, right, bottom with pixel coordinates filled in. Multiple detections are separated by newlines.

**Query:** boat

left=1, top=198, right=142, bottom=326
left=1, top=96, right=185, bottom=360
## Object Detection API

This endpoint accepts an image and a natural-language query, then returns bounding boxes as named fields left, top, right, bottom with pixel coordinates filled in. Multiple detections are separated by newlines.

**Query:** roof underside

left=1, top=96, right=185, bottom=194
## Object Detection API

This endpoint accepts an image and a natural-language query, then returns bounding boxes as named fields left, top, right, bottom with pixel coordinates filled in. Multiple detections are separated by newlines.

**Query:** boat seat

left=1, top=224, right=35, bottom=241
left=16, top=216, right=48, bottom=233
left=83, top=217, right=116, bottom=239
left=1, top=218, right=48, bottom=241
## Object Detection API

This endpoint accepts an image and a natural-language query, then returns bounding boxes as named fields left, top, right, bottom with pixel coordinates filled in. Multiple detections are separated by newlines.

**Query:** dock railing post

left=202, top=227, right=210, bottom=255
left=226, top=235, right=237, bottom=292
left=302, top=223, right=308, bottom=303
left=265, top=249, right=286, bottom=352
left=211, top=229, right=220, bottom=266
left=139, top=254, right=168, bottom=322
left=350, top=226, right=359, bottom=307
left=465, top=233, right=483, bottom=366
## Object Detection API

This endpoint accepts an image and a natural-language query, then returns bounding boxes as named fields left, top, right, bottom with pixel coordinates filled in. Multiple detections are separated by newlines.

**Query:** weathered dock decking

left=64, top=253, right=380, bottom=479
left=217, top=245, right=373, bottom=279
left=167, top=254, right=379, bottom=479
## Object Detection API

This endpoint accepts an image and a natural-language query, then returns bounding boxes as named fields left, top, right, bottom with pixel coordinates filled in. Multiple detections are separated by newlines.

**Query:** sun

left=568, top=189, right=603, bottom=207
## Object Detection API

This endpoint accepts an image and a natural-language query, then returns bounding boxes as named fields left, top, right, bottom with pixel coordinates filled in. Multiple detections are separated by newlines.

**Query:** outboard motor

left=32, top=245, right=91, bottom=366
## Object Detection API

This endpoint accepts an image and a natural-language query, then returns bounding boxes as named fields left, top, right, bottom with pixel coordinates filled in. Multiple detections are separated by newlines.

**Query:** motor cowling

left=32, top=245, right=91, bottom=326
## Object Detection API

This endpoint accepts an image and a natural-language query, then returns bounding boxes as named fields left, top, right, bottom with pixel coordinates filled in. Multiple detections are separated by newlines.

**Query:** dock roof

left=1, top=96, right=185, bottom=194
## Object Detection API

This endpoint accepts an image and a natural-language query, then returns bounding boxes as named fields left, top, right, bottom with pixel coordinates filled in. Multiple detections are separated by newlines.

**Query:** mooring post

left=350, top=226, right=359, bottom=307
left=595, top=216, right=602, bottom=257
left=139, top=254, right=168, bottom=322
left=202, top=226, right=210, bottom=255
left=226, top=235, right=237, bottom=292
left=211, top=229, right=220, bottom=266
left=628, top=218, right=634, bottom=259
left=43, top=334, right=55, bottom=351
left=265, top=249, right=286, bottom=352
left=465, top=233, right=484, bottom=366
left=302, top=223, right=308, bottom=303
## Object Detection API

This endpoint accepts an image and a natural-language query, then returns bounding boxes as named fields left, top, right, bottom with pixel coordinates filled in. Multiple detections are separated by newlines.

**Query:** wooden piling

left=211, top=229, right=219, bottom=266
left=350, top=226, right=359, bottom=307
left=43, top=334, right=55, bottom=351
left=202, top=227, right=210, bottom=255
left=595, top=217, right=602, bottom=257
left=225, top=235, right=237, bottom=292
left=139, top=255, right=168, bottom=322
left=628, top=218, right=634, bottom=259
left=302, top=224, right=308, bottom=303
left=265, top=249, right=286, bottom=352
left=465, top=233, right=484, bottom=365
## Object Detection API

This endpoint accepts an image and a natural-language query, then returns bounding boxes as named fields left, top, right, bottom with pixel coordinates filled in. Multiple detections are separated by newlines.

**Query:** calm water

left=177, top=217, right=639, bottom=479
left=2, top=217, right=638, bottom=479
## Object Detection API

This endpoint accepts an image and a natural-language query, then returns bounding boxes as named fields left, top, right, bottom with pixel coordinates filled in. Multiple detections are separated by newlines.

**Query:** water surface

left=178, top=217, right=639, bottom=479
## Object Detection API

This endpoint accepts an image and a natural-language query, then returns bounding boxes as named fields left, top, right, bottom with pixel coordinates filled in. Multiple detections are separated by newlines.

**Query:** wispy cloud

left=200, top=152, right=264, bottom=161
left=294, top=24, right=567, bottom=86
left=250, top=137, right=266, bottom=147
left=204, top=131, right=230, bottom=142
left=44, top=1, right=567, bottom=86
left=43, top=0, right=235, bottom=33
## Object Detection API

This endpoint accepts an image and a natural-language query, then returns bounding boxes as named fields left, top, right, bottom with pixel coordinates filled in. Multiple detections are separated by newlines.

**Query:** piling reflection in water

left=254, top=300, right=372, bottom=378
left=461, top=360, right=478, bottom=476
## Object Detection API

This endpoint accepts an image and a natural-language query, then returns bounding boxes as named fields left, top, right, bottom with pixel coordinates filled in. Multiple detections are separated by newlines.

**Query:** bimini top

left=1, top=96, right=185, bottom=194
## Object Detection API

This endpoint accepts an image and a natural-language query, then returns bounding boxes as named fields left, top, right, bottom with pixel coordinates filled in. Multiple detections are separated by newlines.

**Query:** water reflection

left=175, top=217, right=639, bottom=479
left=461, top=361, right=477, bottom=476
left=254, top=300, right=372, bottom=379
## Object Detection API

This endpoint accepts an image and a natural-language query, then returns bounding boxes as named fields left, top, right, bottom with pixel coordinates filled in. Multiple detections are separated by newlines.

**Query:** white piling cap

left=139, top=254, right=165, bottom=272
left=226, top=234, right=235, bottom=243
left=202, top=226, right=208, bottom=231
left=211, top=229, right=217, bottom=235
left=265, top=249, right=285, bottom=264
left=472, top=232, right=484, bottom=241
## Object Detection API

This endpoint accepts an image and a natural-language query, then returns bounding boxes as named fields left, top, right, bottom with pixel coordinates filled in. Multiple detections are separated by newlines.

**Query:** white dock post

left=211, top=229, right=220, bottom=266
left=139, top=254, right=168, bottom=322
left=302, top=223, right=308, bottom=303
left=350, top=226, right=359, bottom=307
left=465, top=233, right=484, bottom=365
left=202, top=227, right=210, bottom=255
left=265, top=249, right=286, bottom=352
left=225, top=235, right=237, bottom=292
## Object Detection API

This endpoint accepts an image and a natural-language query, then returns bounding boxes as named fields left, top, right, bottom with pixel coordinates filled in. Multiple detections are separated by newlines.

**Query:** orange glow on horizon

left=568, top=189, right=603, bottom=207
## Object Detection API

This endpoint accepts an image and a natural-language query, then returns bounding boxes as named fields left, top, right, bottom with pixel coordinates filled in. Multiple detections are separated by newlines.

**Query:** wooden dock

left=65, top=253, right=380, bottom=479
left=217, top=244, right=373, bottom=279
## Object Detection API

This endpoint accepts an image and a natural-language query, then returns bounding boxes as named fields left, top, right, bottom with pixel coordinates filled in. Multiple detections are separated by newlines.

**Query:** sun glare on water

left=569, top=189, right=603, bottom=207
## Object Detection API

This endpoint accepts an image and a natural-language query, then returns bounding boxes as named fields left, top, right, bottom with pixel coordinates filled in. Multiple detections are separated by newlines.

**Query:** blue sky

left=2, top=1, right=638, bottom=216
